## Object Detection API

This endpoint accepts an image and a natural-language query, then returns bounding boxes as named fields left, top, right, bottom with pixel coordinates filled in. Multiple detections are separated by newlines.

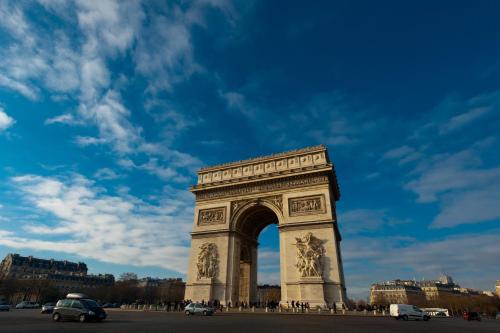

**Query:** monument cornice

left=198, top=145, right=327, bottom=173
left=192, top=169, right=340, bottom=202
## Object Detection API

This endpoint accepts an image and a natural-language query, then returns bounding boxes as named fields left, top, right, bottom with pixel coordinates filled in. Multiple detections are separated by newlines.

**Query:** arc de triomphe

left=184, top=145, right=347, bottom=308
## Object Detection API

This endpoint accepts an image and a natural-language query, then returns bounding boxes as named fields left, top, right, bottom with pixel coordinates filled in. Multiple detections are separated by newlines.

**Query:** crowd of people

left=130, top=299, right=346, bottom=313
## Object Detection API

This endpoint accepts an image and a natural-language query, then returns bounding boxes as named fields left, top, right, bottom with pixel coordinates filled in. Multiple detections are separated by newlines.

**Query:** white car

left=15, top=301, right=40, bottom=309
left=390, top=304, right=430, bottom=321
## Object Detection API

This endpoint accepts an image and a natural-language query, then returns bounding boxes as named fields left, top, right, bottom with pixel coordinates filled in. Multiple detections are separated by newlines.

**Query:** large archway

left=232, top=203, right=280, bottom=304
left=184, top=145, right=347, bottom=308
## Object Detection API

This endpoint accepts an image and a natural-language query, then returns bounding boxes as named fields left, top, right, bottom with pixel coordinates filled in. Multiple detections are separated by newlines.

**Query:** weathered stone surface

left=184, top=145, right=346, bottom=308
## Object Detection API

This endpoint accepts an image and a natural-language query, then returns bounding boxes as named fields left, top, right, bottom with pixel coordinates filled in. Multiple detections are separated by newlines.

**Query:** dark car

left=41, top=302, right=55, bottom=314
left=52, top=298, right=106, bottom=322
left=463, top=311, right=481, bottom=321
left=0, top=301, right=10, bottom=311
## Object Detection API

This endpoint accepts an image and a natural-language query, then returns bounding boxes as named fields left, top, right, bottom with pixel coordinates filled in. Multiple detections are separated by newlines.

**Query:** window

left=71, top=301, right=83, bottom=309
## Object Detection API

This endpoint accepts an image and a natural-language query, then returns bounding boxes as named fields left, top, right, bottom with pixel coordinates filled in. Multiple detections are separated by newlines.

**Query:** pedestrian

left=291, top=300, right=295, bottom=309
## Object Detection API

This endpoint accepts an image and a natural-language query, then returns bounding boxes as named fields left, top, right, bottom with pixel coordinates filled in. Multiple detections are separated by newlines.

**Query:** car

left=41, top=302, right=56, bottom=314
left=0, top=302, right=10, bottom=311
left=463, top=311, right=481, bottom=321
left=390, top=304, right=430, bottom=321
left=15, top=301, right=40, bottom=309
left=496, top=312, right=500, bottom=320
left=184, top=303, right=214, bottom=316
left=52, top=297, right=107, bottom=322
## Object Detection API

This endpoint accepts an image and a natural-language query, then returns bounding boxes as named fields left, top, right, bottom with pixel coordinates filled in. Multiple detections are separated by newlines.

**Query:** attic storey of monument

left=184, top=145, right=347, bottom=308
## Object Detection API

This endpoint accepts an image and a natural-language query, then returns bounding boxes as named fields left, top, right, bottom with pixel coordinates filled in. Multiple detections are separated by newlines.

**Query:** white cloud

left=45, top=113, right=81, bottom=125
left=439, top=107, right=490, bottom=134
left=94, top=168, right=121, bottom=180
left=339, top=209, right=410, bottom=234
left=257, top=248, right=280, bottom=285
left=0, top=1, right=33, bottom=45
left=0, top=108, right=15, bottom=131
left=381, top=145, right=423, bottom=165
left=0, top=73, right=38, bottom=100
left=343, top=232, right=500, bottom=297
left=433, top=185, right=500, bottom=228
left=382, top=145, right=413, bottom=160
left=405, top=149, right=500, bottom=203
left=4, top=173, right=194, bottom=273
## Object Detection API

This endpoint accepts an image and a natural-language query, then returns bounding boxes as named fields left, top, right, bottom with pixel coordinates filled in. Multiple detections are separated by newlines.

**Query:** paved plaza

left=1, top=309, right=498, bottom=333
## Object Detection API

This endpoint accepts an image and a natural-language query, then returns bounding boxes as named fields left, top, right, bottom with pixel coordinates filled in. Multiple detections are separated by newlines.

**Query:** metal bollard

left=330, top=308, right=334, bottom=314
left=373, top=310, right=377, bottom=316
left=306, top=308, right=309, bottom=313
left=252, top=306, right=255, bottom=312
left=382, top=310, right=386, bottom=316
left=342, top=309, right=345, bottom=315
left=239, top=306, right=242, bottom=312
left=364, top=309, right=367, bottom=315
left=318, top=308, right=321, bottom=314
left=226, top=306, right=230, bottom=312
left=265, top=307, right=268, bottom=313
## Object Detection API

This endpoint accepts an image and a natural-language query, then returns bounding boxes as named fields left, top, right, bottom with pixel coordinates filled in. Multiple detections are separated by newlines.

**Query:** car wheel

left=52, top=313, right=61, bottom=322
left=402, top=315, right=408, bottom=321
left=203, top=310, right=207, bottom=316
left=185, top=310, right=190, bottom=315
left=79, top=314, right=86, bottom=323
left=424, top=316, right=430, bottom=321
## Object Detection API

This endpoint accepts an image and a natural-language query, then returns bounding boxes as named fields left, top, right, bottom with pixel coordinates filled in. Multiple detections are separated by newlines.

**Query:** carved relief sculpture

left=196, top=243, right=219, bottom=280
left=294, top=232, right=325, bottom=278
left=289, top=195, right=325, bottom=216
left=198, top=207, right=226, bottom=226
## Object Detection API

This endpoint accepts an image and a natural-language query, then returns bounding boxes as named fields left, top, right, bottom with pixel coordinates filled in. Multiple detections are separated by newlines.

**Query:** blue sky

left=0, top=1, right=499, bottom=299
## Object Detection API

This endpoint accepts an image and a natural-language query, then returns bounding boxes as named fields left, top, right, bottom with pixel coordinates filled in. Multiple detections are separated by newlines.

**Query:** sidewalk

left=111, top=306, right=392, bottom=318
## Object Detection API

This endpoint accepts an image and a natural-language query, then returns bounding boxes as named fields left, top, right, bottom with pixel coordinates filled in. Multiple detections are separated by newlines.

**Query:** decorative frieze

left=196, top=174, right=329, bottom=201
left=230, top=195, right=283, bottom=216
left=198, top=207, right=226, bottom=226
left=264, top=195, right=283, bottom=210
left=289, top=195, right=325, bottom=216
left=196, top=146, right=328, bottom=186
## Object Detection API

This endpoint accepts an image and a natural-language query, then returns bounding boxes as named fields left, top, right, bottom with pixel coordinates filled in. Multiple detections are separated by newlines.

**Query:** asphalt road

left=1, top=309, right=498, bottom=333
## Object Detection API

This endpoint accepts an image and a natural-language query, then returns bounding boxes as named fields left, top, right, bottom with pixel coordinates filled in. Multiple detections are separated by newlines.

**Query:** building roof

left=4, top=253, right=87, bottom=272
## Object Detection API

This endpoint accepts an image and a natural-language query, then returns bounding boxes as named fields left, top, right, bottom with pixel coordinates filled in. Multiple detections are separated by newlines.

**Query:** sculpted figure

left=294, top=232, right=324, bottom=278
left=196, top=243, right=218, bottom=280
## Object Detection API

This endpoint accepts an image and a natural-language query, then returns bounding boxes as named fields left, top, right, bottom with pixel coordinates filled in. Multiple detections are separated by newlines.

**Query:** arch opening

left=233, top=204, right=280, bottom=305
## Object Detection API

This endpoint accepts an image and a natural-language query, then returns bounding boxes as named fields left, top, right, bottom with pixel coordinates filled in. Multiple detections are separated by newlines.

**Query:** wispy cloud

left=439, top=107, right=490, bottom=134
left=343, top=232, right=500, bottom=297
left=0, top=107, right=15, bottom=131
left=340, top=209, right=411, bottom=235
left=2, top=173, right=193, bottom=273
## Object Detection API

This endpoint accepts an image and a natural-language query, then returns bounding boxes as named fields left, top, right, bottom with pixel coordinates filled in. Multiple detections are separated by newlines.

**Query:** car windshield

left=80, top=299, right=100, bottom=309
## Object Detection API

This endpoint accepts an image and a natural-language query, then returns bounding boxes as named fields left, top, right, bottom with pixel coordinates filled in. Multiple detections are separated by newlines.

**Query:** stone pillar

left=299, top=277, right=326, bottom=308
left=192, top=277, right=214, bottom=303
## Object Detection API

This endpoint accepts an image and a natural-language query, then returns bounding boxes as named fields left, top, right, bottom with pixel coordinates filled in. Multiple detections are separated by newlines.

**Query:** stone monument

left=184, top=145, right=347, bottom=308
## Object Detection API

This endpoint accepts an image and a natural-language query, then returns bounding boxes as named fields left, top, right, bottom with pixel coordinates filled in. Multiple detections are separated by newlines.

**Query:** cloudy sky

left=0, top=0, right=499, bottom=299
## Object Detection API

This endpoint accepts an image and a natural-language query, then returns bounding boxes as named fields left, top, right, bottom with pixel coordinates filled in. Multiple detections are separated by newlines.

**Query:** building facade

left=184, top=145, right=347, bottom=308
left=370, top=275, right=491, bottom=306
left=0, top=253, right=114, bottom=293
left=256, top=285, right=281, bottom=304
left=370, top=283, right=426, bottom=305
left=496, top=281, right=500, bottom=297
